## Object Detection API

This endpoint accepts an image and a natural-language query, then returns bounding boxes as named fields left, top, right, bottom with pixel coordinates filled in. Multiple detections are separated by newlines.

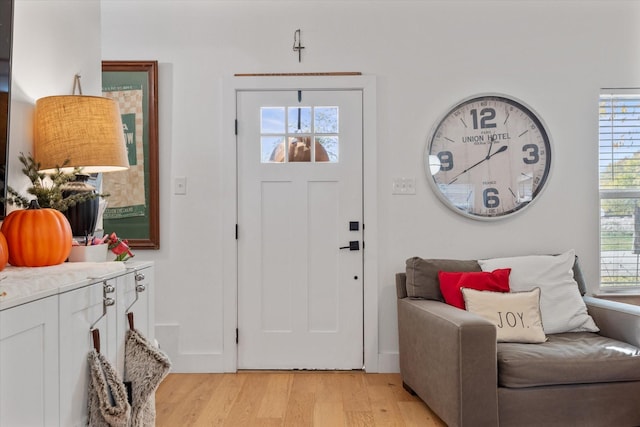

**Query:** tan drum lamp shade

left=33, top=95, right=130, bottom=237
left=34, top=95, right=129, bottom=173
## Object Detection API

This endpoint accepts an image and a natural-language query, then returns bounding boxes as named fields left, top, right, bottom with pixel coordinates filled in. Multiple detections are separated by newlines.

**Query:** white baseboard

left=156, top=324, right=401, bottom=374
left=376, top=352, right=400, bottom=373
left=156, top=323, right=224, bottom=372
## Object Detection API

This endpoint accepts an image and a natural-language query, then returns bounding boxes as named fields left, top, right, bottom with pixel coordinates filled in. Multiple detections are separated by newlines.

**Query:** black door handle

left=339, top=241, right=360, bottom=251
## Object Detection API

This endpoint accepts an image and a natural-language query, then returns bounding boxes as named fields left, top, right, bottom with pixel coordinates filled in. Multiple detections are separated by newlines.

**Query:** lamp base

left=62, top=174, right=99, bottom=238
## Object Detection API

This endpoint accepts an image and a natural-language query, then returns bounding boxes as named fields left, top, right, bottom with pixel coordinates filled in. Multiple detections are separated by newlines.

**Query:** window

left=260, top=105, right=339, bottom=163
left=599, top=90, right=640, bottom=289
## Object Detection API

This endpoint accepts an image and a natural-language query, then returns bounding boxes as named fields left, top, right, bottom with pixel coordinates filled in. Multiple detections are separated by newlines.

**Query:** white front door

left=237, top=89, right=363, bottom=369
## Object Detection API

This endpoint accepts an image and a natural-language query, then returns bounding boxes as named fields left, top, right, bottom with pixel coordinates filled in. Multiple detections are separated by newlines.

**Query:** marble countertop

left=0, top=262, right=130, bottom=311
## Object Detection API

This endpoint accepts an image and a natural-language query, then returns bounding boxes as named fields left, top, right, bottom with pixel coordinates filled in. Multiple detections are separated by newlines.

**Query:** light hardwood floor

left=155, top=371, right=446, bottom=427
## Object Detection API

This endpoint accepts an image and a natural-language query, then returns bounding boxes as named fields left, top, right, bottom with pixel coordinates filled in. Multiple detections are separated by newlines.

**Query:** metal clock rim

left=424, top=92, right=553, bottom=221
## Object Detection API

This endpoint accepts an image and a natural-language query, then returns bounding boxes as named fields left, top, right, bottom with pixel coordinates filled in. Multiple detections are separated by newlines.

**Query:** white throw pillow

left=461, top=287, right=547, bottom=343
left=478, top=249, right=599, bottom=334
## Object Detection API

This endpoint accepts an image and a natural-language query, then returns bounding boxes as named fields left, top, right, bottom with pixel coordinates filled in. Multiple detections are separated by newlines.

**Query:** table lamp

left=33, top=94, right=129, bottom=237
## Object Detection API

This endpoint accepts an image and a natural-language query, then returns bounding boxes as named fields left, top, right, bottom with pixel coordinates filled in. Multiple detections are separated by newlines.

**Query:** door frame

left=221, top=75, right=378, bottom=372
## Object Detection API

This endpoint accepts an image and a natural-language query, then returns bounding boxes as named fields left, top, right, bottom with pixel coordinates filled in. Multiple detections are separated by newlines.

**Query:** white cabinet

left=0, top=296, right=59, bottom=427
left=58, top=264, right=154, bottom=427
left=0, top=261, right=154, bottom=427
left=59, top=278, right=119, bottom=427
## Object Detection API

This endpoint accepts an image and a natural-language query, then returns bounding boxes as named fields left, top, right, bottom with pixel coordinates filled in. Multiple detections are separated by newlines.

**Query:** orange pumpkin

left=0, top=232, right=8, bottom=271
left=1, top=200, right=72, bottom=267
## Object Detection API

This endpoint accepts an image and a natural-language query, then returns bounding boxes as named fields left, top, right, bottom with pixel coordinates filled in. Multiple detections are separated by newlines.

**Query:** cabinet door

left=59, top=279, right=118, bottom=427
left=0, top=296, right=59, bottom=427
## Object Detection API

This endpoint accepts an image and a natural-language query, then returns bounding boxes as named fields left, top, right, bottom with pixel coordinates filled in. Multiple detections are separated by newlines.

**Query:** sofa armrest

left=585, top=296, right=640, bottom=348
left=397, top=298, right=498, bottom=427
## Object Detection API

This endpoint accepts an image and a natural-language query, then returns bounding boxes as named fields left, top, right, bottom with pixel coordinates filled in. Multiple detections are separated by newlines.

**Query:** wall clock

left=425, top=94, right=551, bottom=220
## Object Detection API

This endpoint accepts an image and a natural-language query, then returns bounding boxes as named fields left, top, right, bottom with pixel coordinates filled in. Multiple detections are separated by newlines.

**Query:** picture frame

left=101, top=60, right=159, bottom=249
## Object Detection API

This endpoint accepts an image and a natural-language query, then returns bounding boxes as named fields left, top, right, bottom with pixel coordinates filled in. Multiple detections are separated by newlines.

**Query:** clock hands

left=448, top=144, right=508, bottom=185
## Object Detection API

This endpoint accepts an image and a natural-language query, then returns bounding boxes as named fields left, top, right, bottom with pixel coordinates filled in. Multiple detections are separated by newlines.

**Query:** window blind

left=599, top=90, right=640, bottom=289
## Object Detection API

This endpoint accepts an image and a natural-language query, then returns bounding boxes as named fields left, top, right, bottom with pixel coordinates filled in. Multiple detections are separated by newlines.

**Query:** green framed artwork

left=101, top=60, right=159, bottom=249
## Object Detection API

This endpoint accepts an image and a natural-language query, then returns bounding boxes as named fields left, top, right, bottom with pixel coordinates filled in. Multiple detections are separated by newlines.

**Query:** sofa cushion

left=438, top=269, right=511, bottom=309
left=573, top=255, right=588, bottom=296
left=463, top=287, right=547, bottom=343
left=404, top=254, right=587, bottom=301
left=405, top=257, right=480, bottom=300
left=497, top=332, right=640, bottom=388
left=478, top=249, right=599, bottom=334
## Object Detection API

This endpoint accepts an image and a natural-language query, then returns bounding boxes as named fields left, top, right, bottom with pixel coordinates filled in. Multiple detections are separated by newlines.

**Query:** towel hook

left=89, top=281, right=116, bottom=352
left=89, top=281, right=116, bottom=331
left=125, top=270, right=146, bottom=330
left=125, top=271, right=146, bottom=314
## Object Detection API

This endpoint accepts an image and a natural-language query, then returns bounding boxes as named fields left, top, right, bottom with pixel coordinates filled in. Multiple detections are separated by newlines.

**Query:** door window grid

left=260, top=106, right=339, bottom=163
left=599, top=90, right=640, bottom=290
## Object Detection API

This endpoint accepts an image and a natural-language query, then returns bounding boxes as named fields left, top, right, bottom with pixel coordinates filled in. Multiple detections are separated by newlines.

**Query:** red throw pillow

left=438, top=269, right=511, bottom=309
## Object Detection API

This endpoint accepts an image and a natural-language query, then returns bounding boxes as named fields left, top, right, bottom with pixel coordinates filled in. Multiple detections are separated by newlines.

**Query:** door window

left=260, top=105, right=339, bottom=163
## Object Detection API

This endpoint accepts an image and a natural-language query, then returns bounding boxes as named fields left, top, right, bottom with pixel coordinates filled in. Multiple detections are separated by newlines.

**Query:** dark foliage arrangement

left=3, top=153, right=107, bottom=212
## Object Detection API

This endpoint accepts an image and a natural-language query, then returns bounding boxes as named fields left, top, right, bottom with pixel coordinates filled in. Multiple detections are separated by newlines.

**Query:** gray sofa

left=396, top=257, right=640, bottom=427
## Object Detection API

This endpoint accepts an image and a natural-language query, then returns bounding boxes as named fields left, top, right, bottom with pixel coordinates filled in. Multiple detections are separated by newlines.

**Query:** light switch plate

left=174, top=176, right=187, bottom=195
left=392, top=177, right=416, bottom=195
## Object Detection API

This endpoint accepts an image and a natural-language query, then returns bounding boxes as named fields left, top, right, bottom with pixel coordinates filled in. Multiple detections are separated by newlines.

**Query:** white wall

left=98, top=0, right=640, bottom=372
left=10, top=0, right=102, bottom=201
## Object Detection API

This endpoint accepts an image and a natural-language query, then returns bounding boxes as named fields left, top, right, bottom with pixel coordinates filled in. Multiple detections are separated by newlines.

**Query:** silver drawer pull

left=103, top=283, right=115, bottom=294
left=104, top=297, right=115, bottom=307
left=135, top=273, right=145, bottom=282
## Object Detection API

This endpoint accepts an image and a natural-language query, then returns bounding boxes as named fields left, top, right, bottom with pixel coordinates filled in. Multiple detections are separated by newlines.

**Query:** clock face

left=426, top=94, right=551, bottom=220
